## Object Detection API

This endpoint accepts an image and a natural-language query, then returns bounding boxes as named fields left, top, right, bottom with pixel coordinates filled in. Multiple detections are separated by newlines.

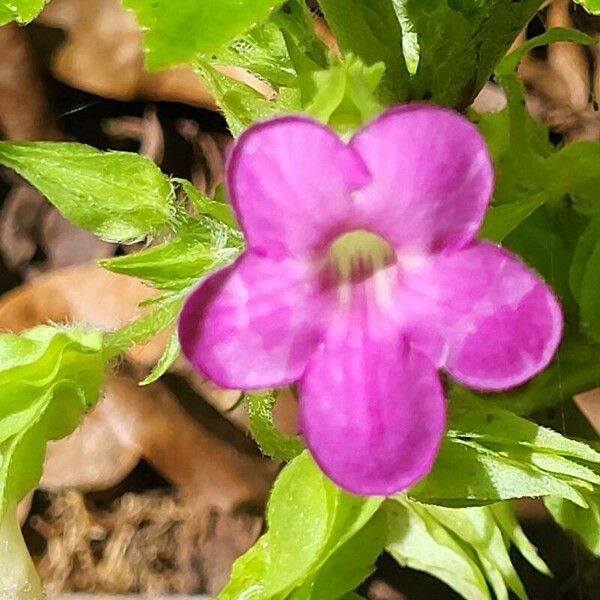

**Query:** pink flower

left=179, top=106, right=563, bottom=496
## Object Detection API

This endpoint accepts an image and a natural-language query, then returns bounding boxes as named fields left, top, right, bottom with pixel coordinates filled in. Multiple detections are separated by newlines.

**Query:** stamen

left=328, top=230, right=396, bottom=283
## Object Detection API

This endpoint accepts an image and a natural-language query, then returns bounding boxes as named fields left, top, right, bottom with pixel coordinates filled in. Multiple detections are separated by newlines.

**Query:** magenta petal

left=227, top=116, right=370, bottom=258
left=350, top=105, right=493, bottom=252
left=416, top=242, right=563, bottom=390
left=178, top=252, right=326, bottom=389
left=298, top=325, right=446, bottom=495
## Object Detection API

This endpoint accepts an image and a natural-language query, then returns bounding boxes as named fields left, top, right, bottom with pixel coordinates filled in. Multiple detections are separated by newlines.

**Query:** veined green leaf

left=424, top=504, right=527, bottom=600
left=448, top=394, right=600, bottom=464
left=388, top=499, right=547, bottom=600
left=387, top=499, right=491, bottom=600
left=0, top=142, right=173, bottom=243
left=214, top=19, right=296, bottom=88
left=410, top=438, right=588, bottom=508
left=121, top=0, right=286, bottom=70
left=100, top=230, right=239, bottom=292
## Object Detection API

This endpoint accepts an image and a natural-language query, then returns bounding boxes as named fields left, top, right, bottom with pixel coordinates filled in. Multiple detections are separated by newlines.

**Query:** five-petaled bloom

left=179, top=105, right=563, bottom=496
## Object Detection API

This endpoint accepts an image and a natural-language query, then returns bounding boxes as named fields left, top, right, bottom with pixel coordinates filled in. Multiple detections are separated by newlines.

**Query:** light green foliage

left=411, top=394, right=600, bottom=507
left=0, top=142, right=173, bottom=243
left=177, top=179, right=238, bottom=229
left=246, top=391, right=304, bottom=461
left=388, top=499, right=491, bottom=600
left=0, top=326, right=105, bottom=514
left=216, top=20, right=297, bottom=88
left=192, top=4, right=325, bottom=137
left=318, top=0, right=410, bottom=101
left=102, top=295, right=183, bottom=360
left=218, top=452, right=384, bottom=598
left=545, top=493, right=600, bottom=556
left=120, top=0, right=286, bottom=70
left=195, top=60, right=301, bottom=137
left=291, top=510, right=388, bottom=599
left=139, top=330, right=180, bottom=386
left=100, top=227, right=239, bottom=292
left=574, top=0, right=600, bottom=14
left=387, top=498, right=547, bottom=600
left=0, top=0, right=47, bottom=24
left=305, top=56, right=386, bottom=133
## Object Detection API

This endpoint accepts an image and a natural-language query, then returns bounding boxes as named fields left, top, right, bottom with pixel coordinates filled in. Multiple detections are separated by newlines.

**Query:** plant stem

left=0, top=503, right=43, bottom=599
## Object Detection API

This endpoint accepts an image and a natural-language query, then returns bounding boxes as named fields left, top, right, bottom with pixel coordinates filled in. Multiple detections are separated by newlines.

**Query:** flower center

left=328, top=229, right=396, bottom=283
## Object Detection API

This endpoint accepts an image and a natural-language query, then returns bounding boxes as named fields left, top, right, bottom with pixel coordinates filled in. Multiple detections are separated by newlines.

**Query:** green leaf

left=447, top=393, right=600, bottom=465
left=496, top=27, right=592, bottom=76
left=195, top=60, right=301, bottom=137
left=121, top=0, right=286, bottom=70
left=0, top=142, right=173, bottom=243
left=102, top=296, right=183, bottom=359
left=214, top=19, right=296, bottom=88
left=479, top=198, right=545, bottom=243
left=410, top=438, right=588, bottom=508
left=139, top=330, right=180, bottom=386
left=574, top=0, right=600, bottom=15
left=217, top=534, right=271, bottom=599
left=293, top=510, right=388, bottom=600
left=0, top=0, right=47, bottom=24
left=246, top=390, right=304, bottom=461
left=411, top=393, right=600, bottom=508
left=0, top=326, right=105, bottom=515
left=305, top=55, right=386, bottom=132
left=490, top=503, right=550, bottom=575
left=176, top=179, right=239, bottom=229
left=577, top=239, right=600, bottom=343
left=545, top=494, right=600, bottom=556
left=425, top=504, right=527, bottom=600
left=265, top=452, right=383, bottom=596
left=387, top=499, right=491, bottom=600
left=503, top=204, right=585, bottom=322
left=388, top=499, right=547, bottom=600
left=318, top=0, right=409, bottom=101
left=220, top=452, right=384, bottom=598
left=405, top=0, right=543, bottom=109
left=100, top=229, right=239, bottom=292
left=570, top=216, right=600, bottom=302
